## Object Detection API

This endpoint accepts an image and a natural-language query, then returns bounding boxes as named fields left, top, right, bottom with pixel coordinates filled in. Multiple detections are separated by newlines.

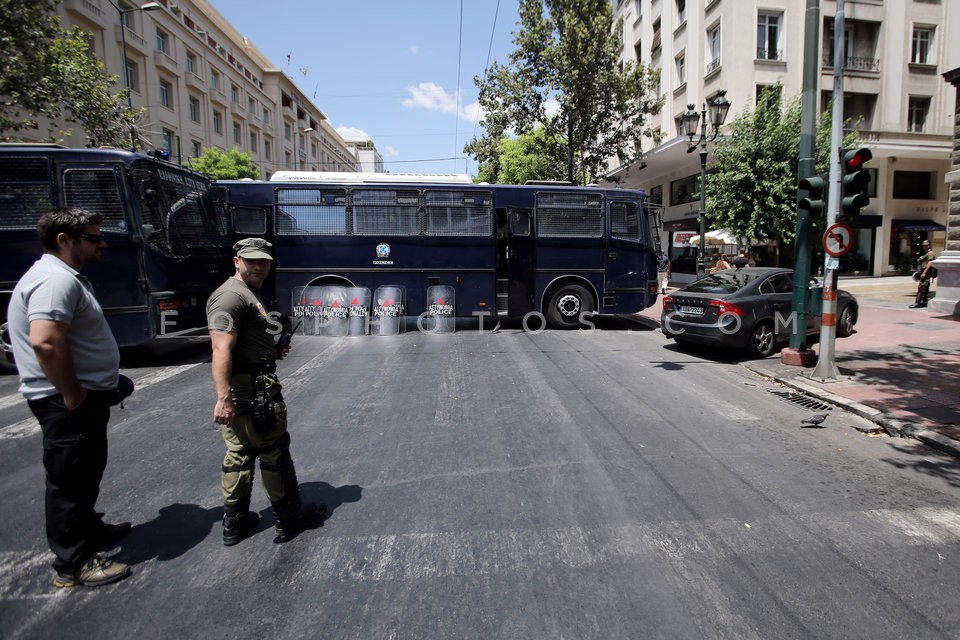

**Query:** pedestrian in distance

left=732, top=249, right=750, bottom=269
left=656, top=251, right=671, bottom=294
left=712, top=253, right=732, bottom=272
left=206, top=238, right=326, bottom=546
left=910, top=239, right=937, bottom=308
left=7, top=207, right=132, bottom=588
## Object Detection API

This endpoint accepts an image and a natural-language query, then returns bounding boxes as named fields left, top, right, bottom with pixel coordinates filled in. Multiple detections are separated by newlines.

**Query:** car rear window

left=685, top=271, right=763, bottom=295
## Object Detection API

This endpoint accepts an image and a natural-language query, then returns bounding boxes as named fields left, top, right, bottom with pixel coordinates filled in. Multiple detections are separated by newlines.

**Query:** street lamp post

left=682, top=90, right=731, bottom=278
left=298, top=127, right=313, bottom=170
left=106, top=1, right=162, bottom=151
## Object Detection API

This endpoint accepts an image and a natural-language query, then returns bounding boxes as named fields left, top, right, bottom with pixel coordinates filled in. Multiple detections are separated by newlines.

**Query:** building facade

left=609, top=0, right=956, bottom=280
left=23, top=0, right=360, bottom=179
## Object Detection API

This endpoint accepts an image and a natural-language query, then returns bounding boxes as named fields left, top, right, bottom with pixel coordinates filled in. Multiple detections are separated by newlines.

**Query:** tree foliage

left=705, top=84, right=859, bottom=256
left=184, top=148, right=260, bottom=180
left=467, top=0, right=663, bottom=184
left=0, top=0, right=140, bottom=146
left=475, top=126, right=565, bottom=185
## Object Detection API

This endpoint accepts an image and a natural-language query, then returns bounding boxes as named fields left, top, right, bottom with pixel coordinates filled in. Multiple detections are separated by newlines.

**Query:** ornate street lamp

left=106, top=1, right=162, bottom=151
left=682, top=90, right=732, bottom=278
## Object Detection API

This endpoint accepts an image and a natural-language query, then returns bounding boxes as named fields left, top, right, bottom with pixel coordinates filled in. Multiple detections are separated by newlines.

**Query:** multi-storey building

left=343, top=139, right=386, bottom=173
left=22, top=0, right=360, bottom=179
left=609, top=0, right=957, bottom=280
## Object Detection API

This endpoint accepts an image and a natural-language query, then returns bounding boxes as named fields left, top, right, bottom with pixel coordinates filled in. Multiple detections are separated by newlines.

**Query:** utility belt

left=232, top=362, right=281, bottom=433
left=233, top=361, right=276, bottom=375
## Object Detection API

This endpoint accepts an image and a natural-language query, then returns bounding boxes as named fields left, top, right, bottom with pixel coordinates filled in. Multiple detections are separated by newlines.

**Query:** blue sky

left=213, top=1, right=520, bottom=176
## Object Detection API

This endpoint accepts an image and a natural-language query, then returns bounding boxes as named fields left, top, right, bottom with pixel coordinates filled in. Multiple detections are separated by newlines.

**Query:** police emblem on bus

left=376, top=243, right=390, bottom=258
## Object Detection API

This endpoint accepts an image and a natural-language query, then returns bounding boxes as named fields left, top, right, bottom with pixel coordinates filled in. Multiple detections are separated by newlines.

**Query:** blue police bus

left=215, top=172, right=662, bottom=329
left=0, top=145, right=230, bottom=355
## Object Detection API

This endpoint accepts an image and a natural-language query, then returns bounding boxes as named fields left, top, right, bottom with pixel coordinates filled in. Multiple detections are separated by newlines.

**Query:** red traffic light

left=844, top=148, right=872, bottom=171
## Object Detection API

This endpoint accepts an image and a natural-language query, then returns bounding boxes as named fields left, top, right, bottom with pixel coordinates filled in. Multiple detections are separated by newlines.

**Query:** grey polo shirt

left=8, top=254, right=120, bottom=400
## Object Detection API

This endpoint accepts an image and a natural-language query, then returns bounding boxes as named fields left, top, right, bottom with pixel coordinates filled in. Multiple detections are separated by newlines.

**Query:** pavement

left=639, top=275, right=960, bottom=458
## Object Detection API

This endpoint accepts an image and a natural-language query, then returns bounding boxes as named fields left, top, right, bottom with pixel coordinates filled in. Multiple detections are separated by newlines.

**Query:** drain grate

left=767, top=389, right=834, bottom=412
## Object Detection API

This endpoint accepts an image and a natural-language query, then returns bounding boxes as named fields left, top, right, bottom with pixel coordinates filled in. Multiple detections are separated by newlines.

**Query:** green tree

left=467, top=0, right=663, bottom=185
left=705, top=84, right=859, bottom=260
left=184, top=147, right=260, bottom=180
left=475, top=125, right=566, bottom=184
left=0, top=0, right=140, bottom=146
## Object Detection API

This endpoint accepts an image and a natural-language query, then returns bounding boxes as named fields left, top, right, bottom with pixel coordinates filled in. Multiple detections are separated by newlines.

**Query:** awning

left=893, top=219, right=946, bottom=232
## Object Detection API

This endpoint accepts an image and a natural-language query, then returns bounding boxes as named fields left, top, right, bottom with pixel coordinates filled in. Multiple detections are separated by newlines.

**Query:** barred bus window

left=275, top=188, right=347, bottom=235
left=535, top=192, right=604, bottom=238
left=352, top=189, right=419, bottom=236
left=63, top=169, right=127, bottom=232
left=424, top=190, right=493, bottom=236
left=610, top=201, right=640, bottom=241
left=0, top=158, right=55, bottom=230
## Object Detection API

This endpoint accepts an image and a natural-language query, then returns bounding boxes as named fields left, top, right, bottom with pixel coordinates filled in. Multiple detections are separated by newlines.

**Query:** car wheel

left=836, top=304, right=856, bottom=337
left=545, top=284, right=593, bottom=329
left=746, top=322, right=776, bottom=358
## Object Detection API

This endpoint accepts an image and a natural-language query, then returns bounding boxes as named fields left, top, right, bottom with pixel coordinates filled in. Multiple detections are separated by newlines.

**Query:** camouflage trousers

left=220, top=373, right=301, bottom=517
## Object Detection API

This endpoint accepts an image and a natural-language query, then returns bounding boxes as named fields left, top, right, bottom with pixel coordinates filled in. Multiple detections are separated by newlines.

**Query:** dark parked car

left=660, top=268, right=858, bottom=358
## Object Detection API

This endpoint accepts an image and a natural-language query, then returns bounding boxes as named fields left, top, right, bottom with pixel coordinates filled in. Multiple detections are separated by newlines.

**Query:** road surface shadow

left=118, top=502, right=220, bottom=564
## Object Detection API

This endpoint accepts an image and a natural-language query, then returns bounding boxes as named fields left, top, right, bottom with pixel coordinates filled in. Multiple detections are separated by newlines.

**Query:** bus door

left=604, top=199, right=648, bottom=309
left=503, top=207, right=535, bottom=316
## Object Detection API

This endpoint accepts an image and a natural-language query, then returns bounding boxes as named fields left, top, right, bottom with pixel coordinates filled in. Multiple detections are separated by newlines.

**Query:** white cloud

left=382, top=145, right=399, bottom=157
left=544, top=98, right=560, bottom=117
left=409, top=45, right=419, bottom=55
left=402, top=82, right=482, bottom=123
left=336, top=126, right=371, bottom=142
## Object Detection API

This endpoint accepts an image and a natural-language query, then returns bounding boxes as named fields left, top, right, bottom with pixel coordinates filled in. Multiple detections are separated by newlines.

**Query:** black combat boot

left=222, top=509, right=260, bottom=546
left=272, top=501, right=327, bottom=543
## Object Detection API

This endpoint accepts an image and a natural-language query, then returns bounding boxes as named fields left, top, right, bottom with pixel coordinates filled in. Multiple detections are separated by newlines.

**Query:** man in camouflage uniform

left=910, top=239, right=937, bottom=308
left=206, top=238, right=325, bottom=545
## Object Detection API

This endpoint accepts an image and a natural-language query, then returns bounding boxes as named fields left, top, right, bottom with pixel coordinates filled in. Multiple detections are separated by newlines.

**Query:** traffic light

left=840, top=147, right=872, bottom=219
left=798, top=174, right=827, bottom=217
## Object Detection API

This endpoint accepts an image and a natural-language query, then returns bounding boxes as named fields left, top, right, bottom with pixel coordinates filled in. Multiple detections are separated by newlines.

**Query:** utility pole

left=812, top=0, right=846, bottom=380
left=783, top=0, right=821, bottom=366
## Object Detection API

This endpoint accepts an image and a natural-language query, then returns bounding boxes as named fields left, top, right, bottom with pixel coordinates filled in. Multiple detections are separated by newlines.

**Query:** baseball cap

left=233, top=237, right=273, bottom=260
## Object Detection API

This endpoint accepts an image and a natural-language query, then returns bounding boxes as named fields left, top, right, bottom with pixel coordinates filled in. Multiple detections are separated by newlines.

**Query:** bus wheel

left=546, top=284, right=593, bottom=330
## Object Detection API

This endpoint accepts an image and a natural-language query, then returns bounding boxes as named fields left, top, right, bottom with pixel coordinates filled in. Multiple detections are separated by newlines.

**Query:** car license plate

left=679, top=305, right=704, bottom=316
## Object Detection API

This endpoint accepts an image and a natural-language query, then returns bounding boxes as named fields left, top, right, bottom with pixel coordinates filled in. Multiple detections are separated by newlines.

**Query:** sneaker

left=222, top=511, right=260, bottom=546
left=53, top=555, right=130, bottom=588
left=96, top=521, right=132, bottom=548
left=273, top=503, right=327, bottom=544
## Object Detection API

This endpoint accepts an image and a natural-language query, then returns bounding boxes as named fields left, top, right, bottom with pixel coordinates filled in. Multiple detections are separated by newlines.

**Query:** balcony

left=115, top=24, right=148, bottom=56
left=184, top=72, right=205, bottom=90
left=822, top=55, right=880, bottom=73
left=154, top=52, right=179, bottom=74
left=209, top=88, right=228, bottom=107
left=62, top=0, right=103, bottom=21
left=231, top=103, right=246, bottom=118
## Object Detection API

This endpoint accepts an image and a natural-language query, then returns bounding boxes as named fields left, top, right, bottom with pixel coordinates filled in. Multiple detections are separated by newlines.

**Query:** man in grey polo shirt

left=7, top=207, right=131, bottom=588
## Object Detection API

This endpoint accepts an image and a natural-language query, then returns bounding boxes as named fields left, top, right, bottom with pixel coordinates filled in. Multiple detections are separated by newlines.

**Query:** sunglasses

left=77, top=232, right=105, bottom=244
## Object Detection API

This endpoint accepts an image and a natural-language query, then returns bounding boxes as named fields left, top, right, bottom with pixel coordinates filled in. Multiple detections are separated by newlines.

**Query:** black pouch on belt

left=249, top=374, right=276, bottom=433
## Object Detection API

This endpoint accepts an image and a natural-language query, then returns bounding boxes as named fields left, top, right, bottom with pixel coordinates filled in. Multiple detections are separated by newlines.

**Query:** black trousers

left=28, top=391, right=112, bottom=572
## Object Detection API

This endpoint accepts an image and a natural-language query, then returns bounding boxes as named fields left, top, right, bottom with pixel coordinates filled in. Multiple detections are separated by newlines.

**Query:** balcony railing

left=822, top=55, right=880, bottom=72
left=706, top=57, right=721, bottom=74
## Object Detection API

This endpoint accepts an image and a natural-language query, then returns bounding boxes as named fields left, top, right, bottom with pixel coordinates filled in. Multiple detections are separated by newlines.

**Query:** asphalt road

left=1, top=318, right=958, bottom=639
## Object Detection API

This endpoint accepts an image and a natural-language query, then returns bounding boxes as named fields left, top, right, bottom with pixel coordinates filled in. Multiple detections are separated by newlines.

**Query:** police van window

left=232, top=206, right=267, bottom=235
left=63, top=168, right=127, bottom=231
left=352, top=189, right=419, bottom=236
left=275, top=188, right=346, bottom=235
left=509, top=209, right=531, bottom=236
left=535, top=192, right=603, bottom=238
left=424, top=190, right=493, bottom=236
left=610, top=201, right=640, bottom=241
left=0, top=157, right=55, bottom=230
